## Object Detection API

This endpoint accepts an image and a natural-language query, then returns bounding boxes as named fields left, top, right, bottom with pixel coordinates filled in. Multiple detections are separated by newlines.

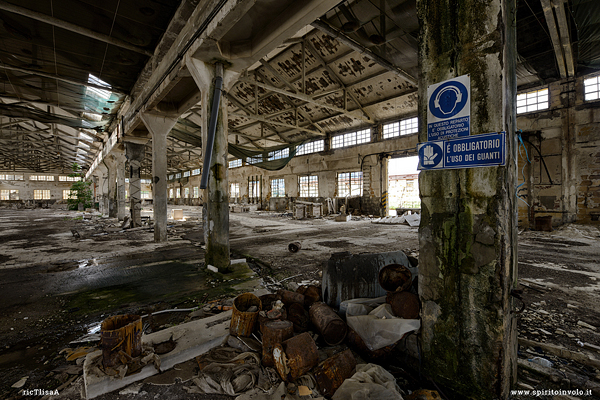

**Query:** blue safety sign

left=427, top=75, right=470, bottom=141
left=418, top=132, right=506, bottom=170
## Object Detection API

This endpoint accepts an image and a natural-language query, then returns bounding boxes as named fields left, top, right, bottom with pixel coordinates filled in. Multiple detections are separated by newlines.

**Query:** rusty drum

left=273, top=332, right=319, bottom=381
left=279, top=289, right=305, bottom=307
left=309, top=302, right=347, bottom=346
left=101, top=314, right=142, bottom=368
left=230, top=293, right=262, bottom=337
left=386, top=291, right=420, bottom=319
left=378, top=263, right=412, bottom=292
left=287, top=302, right=309, bottom=332
left=313, top=349, right=357, bottom=397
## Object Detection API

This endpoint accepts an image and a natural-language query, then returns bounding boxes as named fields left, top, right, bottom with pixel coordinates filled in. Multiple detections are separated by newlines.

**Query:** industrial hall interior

left=1, top=0, right=600, bottom=399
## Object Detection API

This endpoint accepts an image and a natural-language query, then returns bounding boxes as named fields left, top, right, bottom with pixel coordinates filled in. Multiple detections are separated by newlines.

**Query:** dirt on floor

left=0, top=206, right=599, bottom=399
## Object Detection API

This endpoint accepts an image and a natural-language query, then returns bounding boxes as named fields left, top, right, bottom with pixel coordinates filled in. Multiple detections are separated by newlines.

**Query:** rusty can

left=273, top=332, right=319, bottom=381
left=279, top=289, right=305, bottom=307
left=313, top=349, right=357, bottom=397
left=230, top=293, right=262, bottom=337
left=101, top=314, right=142, bottom=368
left=262, top=320, right=294, bottom=367
left=386, top=290, right=420, bottom=319
left=379, top=263, right=412, bottom=292
left=302, top=285, right=321, bottom=307
left=309, top=302, right=347, bottom=346
left=288, top=242, right=301, bottom=252
left=287, top=302, right=309, bottom=332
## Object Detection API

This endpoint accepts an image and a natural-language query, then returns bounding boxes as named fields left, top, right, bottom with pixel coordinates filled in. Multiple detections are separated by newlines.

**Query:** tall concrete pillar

left=104, top=155, right=118, bottom=218
left=116, top=152, right=127, bottom=221
left=141, top=113, right=178, bottom=242
left=417, top=0, right=517, bottom=398
left=187, top=56, right=239, bottom=272
left=125, top=141, right=147, bottom=227
left=96, top=164, right=108, bottom=215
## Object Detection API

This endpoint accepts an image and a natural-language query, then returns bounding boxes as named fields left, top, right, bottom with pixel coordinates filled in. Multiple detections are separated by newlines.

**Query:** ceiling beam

left=0, top=0, right=153, bottom=57
left=552, top=0, right=575, bottom=77
left=238, top=77, right=373, bottom=124
left=540, top=0, right=567, bottom=78
left=230, top=112, right=325, bottom=136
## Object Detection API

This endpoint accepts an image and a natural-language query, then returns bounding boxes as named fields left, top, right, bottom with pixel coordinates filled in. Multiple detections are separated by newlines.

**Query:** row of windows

left=238, top=173, right=364, bottom=198
left=1, top=189, right=19, bottom=200
left=1, top=174, right=83, bottom=181
left=169, top=187, right=201, bottom=199
left=58, top=176, right=81, bottom=182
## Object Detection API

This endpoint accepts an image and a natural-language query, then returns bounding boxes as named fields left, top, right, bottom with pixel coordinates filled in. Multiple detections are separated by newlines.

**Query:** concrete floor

left=1, top=206, right=599, bottom=398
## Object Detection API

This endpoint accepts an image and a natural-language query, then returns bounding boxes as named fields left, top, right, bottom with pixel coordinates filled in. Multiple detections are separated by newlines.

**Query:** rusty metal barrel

left=262, top=320, right=294, bottom=367
left=313, top=349, right=357, bottom=397
left=287, top=302, right=309, bottom=332
left=302, top=285, right=321, bottom=308
left=278, top=289, right=305, bottom=307
left=309, top=302, right=347, bottom=346
left=273, top=332, right=319, bottom=381
left=101, top=314, right=142, bottom=368
left=230, top=293, right=262, bottom=337
left=378, top=263, right=412, bottom=292
left=386, top=291, right=420, bottom=319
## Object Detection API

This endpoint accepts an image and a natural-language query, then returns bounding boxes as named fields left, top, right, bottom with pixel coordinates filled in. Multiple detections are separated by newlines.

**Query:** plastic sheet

left=332, top=363, right=404, bottom=400
left=344, top=300, right=420, bottom=351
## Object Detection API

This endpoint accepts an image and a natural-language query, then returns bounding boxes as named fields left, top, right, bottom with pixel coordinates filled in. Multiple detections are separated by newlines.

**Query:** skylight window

left=87, top=74, right=112, bottom=100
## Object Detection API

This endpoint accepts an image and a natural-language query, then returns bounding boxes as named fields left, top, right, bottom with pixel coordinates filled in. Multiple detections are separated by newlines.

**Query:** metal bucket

left=101, top=314, right=142, bottom=368
left=230, top=293, right=262, bottom=337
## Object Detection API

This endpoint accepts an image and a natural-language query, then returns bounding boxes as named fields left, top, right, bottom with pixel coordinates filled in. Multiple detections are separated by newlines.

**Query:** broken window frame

left=584, top=75, right=600, bottom=101
left=229, top=159, right=242, bottom=168
left=193, top=187, right=200, bottom=198
left=331, top=129, right=371, bottom=149
left=271, top=178, right=285, bottom=197
left=230, top=183, right=240, bottom=198
left=299, top=175, right=318, bottom=197
left=1, top=189, right=19, bottom=200
left=337, top=171, right=363, bottom=197
left=517, top=88, right=549, bottom=114
left=296, top=140, right=324, bottom=156
left=383, top=117, right=418, bottom=139
left=33, top=189, right=51, bottom=200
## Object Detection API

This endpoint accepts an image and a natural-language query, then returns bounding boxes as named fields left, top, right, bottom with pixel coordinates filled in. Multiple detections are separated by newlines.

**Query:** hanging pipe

left=200, top=63, right=224, bottom=189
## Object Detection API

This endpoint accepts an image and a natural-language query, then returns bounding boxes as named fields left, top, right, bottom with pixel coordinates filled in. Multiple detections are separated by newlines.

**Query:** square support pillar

left=187, top=56, right=239, bottom=272
left=417, top=0, right=518, bottom=398
left=141, top=113, right=178, bottom=242
left=125, top=141, right=147, bottom=228
left=115, top=153, right=127, bottom=221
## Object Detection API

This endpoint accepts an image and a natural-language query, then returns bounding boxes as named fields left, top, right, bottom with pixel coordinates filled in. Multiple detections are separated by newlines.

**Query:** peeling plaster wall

left=516, top=76, right=600, bottom=226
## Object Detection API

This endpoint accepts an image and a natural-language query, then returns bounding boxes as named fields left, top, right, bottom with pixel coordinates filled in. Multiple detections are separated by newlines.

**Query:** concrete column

left=417, top=0, right=517, bottom=399
left=116, top=153, right=127, bottom=221
left=187, top=56, right=239, bottom=272
left=96, top=164, right=108, bottom=215
left=103, top=155, right=118, bottom=218
left=141, top=113, right=178, bottom=242
left=125, top=141, right=146, bottom=227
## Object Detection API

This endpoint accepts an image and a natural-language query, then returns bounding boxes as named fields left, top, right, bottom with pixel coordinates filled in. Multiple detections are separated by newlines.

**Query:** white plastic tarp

left=343, top=298, right=420, bottom=351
